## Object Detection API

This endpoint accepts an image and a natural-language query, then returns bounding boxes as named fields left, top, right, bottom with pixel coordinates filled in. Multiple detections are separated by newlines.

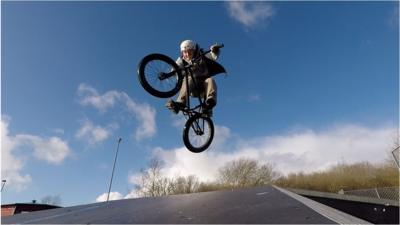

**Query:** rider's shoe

left=202, top=98, right=216, bottom=116
left=165, top=99, right=185, bottom=114
left=202, top=109, right=213, bottom=117
left=205, top=98, right=216, bottom=110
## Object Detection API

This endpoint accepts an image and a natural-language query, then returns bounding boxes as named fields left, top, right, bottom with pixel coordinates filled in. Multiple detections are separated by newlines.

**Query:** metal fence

left=392, top=146, right=399, bottom=168
left=342, top=186, right=399, bottom=201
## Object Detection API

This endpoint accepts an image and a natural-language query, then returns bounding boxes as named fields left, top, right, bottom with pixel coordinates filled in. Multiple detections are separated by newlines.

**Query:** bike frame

left=158, top=45, right=223, bottom=120
left=180, top=65, right=208, bottom=135
left=138, top=44, right=223, bottom=152
left=179, top=50, right=212, bottom=119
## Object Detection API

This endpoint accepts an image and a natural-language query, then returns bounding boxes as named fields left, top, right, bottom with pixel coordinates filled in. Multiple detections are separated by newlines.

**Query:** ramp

left=2, top=186, right=369, bottom=224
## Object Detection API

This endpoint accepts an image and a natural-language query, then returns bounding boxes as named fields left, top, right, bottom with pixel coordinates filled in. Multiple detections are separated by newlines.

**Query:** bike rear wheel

left=137, top=53, right=182, bottom=98
left=183, top=114, right=214, bottom=153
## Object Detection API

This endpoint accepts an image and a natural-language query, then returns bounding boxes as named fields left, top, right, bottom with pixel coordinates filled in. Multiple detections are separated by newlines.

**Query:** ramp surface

left=2, top=186, right=363, bottom=224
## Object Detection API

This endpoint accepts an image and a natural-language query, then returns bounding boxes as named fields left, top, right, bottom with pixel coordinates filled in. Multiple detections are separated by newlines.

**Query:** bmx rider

left=166, top=40, right=221, bottom=116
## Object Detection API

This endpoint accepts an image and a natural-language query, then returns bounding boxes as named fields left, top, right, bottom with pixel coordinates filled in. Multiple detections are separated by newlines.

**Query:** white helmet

left=180, top=40, right=197, bottom=52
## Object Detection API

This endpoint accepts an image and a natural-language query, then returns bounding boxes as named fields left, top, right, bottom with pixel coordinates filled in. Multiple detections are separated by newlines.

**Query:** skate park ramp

left=2, top=186, right=370, bottom=224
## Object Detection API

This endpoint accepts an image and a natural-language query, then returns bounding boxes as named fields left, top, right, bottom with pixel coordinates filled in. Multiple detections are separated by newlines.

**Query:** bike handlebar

left=201, top=43, right=224, bottom=55
left=158, top=44, right=224, bottom=81
left=191, top=43, right=224, bottom=63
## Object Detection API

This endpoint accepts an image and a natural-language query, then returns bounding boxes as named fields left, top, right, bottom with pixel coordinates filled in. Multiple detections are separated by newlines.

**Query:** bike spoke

left=144, top=60, right=178, bottom=92
left=188, top=118, right=211, bottom=148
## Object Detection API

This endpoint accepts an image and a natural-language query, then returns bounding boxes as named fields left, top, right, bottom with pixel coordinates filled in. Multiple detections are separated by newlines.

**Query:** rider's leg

left=176, top=77, right=190, bottom=105
left=200, top=78, right=217, bottom=116
left=204, top=77, right=217, bottom=108
left=166, top=77, right=190, bottom=114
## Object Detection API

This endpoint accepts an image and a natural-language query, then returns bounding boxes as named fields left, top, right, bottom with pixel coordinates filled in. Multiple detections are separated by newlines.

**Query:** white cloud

left=75, top=120, right=117, bottom=145
left=124, top=190, right=140, bottom=199
left=122, top=92, right=156, bottom=141
left=226, top=2, right=275, bottom=29
left=1, top=117, right=71, bottom=190
left=128, top=172, right=142, bottom=186
left=95, top=192, right=123, bottom=202
left=172, top=115, right=186, bottom=129
left=125, top=172, right=142, bottom=199
left=150, top=123, right=395, bottom=182
left=1, top=118, right=32, bottom=191
left=210, top=125, right=232, bottom=149
left=155, top=147, right=224, bottom=182
left=16, top=135, right=71, bottom=165
left=77, top=84, right=119, bottom=113
left=77, top=83, right=156, bottom=141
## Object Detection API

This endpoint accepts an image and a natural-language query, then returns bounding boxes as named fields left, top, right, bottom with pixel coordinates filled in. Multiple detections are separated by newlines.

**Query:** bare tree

left=134, top=157, right=280, bottom=197
left=186, top=175, right=200, bottom=193
left=135, top=157, right=170, bottom=197
left=169, top=175, right=200, bottom=194
left=218, top=158, right=278, bottom=188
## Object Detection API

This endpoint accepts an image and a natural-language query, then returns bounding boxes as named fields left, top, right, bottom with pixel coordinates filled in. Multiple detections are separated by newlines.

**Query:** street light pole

left=107, top=138, right=122, bottom=202
left=1, top=180, right=6, bottom=192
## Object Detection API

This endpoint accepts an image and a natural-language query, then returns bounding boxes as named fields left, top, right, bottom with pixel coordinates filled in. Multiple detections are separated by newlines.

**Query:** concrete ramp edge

left=273, top=185, right=371, bottom=225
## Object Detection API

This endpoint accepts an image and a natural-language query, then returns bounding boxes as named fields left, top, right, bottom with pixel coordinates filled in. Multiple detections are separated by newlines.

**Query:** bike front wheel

left=137, top=53, right=182, bottom=98
left=183, top=114, right=214, bottom=153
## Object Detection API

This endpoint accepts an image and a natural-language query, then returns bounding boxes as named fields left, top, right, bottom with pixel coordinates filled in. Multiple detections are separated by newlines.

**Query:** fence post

left=374, top=187, right=381, bottom=199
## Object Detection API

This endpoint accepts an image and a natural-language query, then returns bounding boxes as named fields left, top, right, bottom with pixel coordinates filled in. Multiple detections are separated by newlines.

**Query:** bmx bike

left=137, top=44, right=225, bottom=153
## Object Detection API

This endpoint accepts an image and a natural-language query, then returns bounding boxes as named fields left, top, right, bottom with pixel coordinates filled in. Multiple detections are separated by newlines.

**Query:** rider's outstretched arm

left=206, top=52, right=218, bottom=61
left=205, top=44, right=221, bottom=61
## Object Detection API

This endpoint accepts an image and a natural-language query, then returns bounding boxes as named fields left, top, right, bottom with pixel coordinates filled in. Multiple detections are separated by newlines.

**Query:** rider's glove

left=210, top=44, right=220, bottom=55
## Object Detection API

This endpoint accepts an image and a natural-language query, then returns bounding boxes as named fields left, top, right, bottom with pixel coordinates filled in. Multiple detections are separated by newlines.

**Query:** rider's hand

left=210, top=44, right=220, bottom=55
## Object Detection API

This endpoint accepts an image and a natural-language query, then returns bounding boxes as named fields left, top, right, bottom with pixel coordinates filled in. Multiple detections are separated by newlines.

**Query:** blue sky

left=1, top=1, right=398, bottom=206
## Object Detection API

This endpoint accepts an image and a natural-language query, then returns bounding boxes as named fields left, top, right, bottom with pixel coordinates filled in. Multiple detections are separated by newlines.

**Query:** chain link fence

left=392, top=146, right=399, bottom=168
left=341, top=186, right=399, bottom=201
